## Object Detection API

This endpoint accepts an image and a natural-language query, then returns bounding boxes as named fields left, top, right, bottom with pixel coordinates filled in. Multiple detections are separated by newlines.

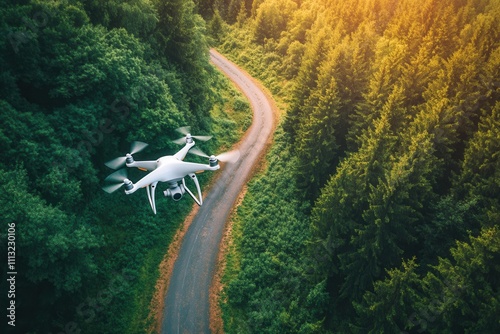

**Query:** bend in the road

left=161, top=49, right=276, bottom=334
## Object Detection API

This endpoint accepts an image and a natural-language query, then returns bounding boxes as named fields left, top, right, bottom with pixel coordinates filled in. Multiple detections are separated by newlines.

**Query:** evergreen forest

left=0, top=0, right=251, bottom=333
left=1, top=0, right=499, bottom=333
left=207, top=0, right=500, bottom=333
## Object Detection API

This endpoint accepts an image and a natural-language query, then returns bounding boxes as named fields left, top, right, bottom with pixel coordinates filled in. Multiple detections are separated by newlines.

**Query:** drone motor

left=209, top=155, right=218, bottom=167
left=123, top=179, right=134, bottom=191
left=125, top=153, right=134, bottom=164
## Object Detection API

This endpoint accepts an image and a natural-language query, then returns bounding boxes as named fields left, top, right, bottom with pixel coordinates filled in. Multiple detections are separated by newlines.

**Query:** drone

left=102, top=126, right=240, bottom=214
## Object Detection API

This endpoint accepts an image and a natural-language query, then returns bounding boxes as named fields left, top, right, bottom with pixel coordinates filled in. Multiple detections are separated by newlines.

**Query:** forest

left=206, top=0, right=500, bottom=333
left=0, top=0, right=251, bottom=333
left=1, top=0, right=499, bottom=333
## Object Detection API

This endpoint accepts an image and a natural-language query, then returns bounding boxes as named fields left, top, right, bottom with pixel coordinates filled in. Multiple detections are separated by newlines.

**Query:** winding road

left=161, top=49, right=276, bottom=333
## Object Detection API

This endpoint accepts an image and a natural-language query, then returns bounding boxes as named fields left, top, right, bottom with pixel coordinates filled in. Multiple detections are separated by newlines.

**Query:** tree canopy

left=215, top=0, right=500, bottom=332
left=0, top=0, right=251, bottom=332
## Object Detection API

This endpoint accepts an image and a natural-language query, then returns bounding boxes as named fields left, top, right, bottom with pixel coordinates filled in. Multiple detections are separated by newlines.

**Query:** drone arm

left=126, top=160, right=158, bottom=171
left=183, top=173, right=203, bottom=206
left=173, top=141, right=195, bottom=161
left=179, top=161, right=220, bottom=174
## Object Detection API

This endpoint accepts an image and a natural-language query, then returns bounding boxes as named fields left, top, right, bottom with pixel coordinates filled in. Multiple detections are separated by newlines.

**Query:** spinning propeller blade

left=189, top=147, right=241, bottom=163
left=105, top=141, right=148, bottom=169
left=105, top=168, right=128, bottom=183
left=102, top=183, right=125, bottom=194
left=175, top=126, right=191, bottom=136
left=189, top=147, right=209, bottom=158
left=102, top=169, right=128, bottom=193
left=216, top=150, right=241, bottom=163
left=174, top=126, right=212, bottom=144
left=130, top=141, right=148, bottom=155
left=105, top=156, right=127, bottom=170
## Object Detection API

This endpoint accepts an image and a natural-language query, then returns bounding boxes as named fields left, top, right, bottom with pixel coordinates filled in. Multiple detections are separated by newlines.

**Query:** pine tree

left=284, top=22, right=339, bottom=141
left=310, top=108, right=397, bottom=317
left=335, top=20, right=378, bottom=152
left=347, top=36, right=408, bottom=150
left=416, top=227, right=500, bottom=333
left=236, top=0, right=248, bottom=27
left=454, top=102, right=500, bottom=228
left=208, top=9, right=224, bottom=43
left=341, top=129, right=437, bottom=302
left=153, top=0, right=212, bottom=123
left=253, top=0, right=298, bottom=43
left=354, top=258, right=421, bottom=334
left=294, top=46, right=342, bottom=198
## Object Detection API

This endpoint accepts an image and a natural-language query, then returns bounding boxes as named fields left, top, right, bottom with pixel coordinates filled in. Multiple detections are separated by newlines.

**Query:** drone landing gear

left=146, top=181, right=158, bottom=214
left=183, top=173, right=203, bottom=206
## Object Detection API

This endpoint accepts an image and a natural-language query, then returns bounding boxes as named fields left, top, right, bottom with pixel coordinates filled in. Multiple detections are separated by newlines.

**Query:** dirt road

left=161, top=49, right=276, bottom=333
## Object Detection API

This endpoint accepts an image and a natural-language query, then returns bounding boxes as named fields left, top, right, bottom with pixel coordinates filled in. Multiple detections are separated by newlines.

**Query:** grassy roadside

left=219, top=199, right=249, bottom=333
left=126, top=62, right=253, bottom=333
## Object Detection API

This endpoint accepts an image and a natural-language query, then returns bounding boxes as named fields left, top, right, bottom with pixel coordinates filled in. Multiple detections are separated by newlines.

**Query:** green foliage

left=222, top=130, right=327, bottom=333
left=454, top=102, right=500, bottom=228
left=253, top=0, right=297, bottom=43
left=284, top=23, right=336, bottom=140
left=218, top=0, right=500, bottom=333
left=81, top=0, right=157, bottom=39
left=208, top=9, right=225, bottom=44
left=218, top=27, right=287, bottom=95
left=416, top=227, right=500, bottom=333
left=0, top=0, right=250, bottom=333
left=354, top=258, right=421, bottom=334
left=1, top=167, right=99, bottom=293
left=152, top=0, right=214, bottom=125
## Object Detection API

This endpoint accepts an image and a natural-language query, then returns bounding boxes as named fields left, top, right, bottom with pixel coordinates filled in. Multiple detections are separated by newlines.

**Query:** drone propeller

left=173, top=126, right=212, bottom=145
left=215, top=150, right=241, bottom=163
left=102, top=169, right=131, bottom=193
left=105, top=141, right=148, bottom=169
left=189, top=147, right=241, bottom=163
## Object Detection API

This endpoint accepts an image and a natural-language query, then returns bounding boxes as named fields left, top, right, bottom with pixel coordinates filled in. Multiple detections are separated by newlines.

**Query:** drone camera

left=164, top=184, right=185, bottom=201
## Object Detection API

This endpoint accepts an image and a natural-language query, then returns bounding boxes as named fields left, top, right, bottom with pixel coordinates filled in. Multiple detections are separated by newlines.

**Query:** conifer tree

left=347, top=37, right=408, bottom=150
left=153, top=0, right=212, bottom=123
left=335, top=21, right=378, bottom=151
left=417, top=227, right=500, bottom=333
left=236, top=1, right=248, bottom=26
left=253, top=0, right=297, bottom=43
left=310, top=107, right=397, bottom=315
left=284, top=23, right=338, bottom=141
left=342, top=129, right=437, bottom=300
left=354, top=258, right=421, bottom=334
left=208, top=10, right=224, bottom=43
left=217, top=0, right=500, bottom=332
left=454, top=102, right=500, bottom=228
left=294, top=46, right=342, bottom=198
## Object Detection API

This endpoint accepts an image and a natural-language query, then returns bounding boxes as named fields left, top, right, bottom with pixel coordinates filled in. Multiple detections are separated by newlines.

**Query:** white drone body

left=103, top=128, right=239, bottom=214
